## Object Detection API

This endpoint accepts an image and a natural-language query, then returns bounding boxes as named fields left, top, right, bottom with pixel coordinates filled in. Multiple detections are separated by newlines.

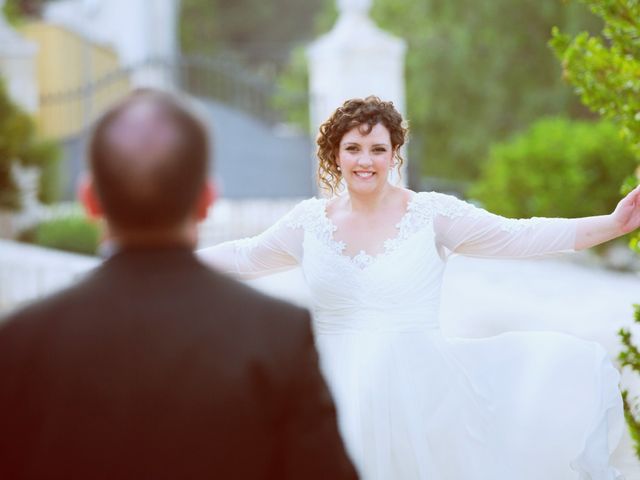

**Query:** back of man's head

left=88, top=89, right=210, bottom=232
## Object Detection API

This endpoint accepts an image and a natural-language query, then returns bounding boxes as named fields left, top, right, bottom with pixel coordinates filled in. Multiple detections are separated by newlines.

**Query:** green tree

left=0, top=77, right=60, bottom=210
left=550, top=0, right=640, bottom=457
left=3, top=0, right=44, bottom=24
left=550, top=2, right=640, bottom=166
left=180, top=0, right=326, bottom=66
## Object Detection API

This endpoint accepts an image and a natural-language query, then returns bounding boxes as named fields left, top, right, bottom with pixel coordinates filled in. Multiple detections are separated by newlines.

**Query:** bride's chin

left=345, top=182, right=383, bottom=195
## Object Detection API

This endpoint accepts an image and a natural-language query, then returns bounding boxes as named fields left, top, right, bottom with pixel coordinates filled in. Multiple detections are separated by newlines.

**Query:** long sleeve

left=198, top=200, right=311, bottom=279
left=431, top=192, right=577, bottom=259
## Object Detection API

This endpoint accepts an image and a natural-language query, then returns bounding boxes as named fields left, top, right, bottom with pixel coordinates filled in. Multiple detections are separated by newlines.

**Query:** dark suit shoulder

left=0, top=270, right=106, bottom=390
left=201, top=265, right=311, bottom=336
left=0, top=269, right=99, bottom=341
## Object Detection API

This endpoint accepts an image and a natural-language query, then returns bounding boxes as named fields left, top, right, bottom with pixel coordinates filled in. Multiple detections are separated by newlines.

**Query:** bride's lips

left=353, top=171, right=376, bottom=179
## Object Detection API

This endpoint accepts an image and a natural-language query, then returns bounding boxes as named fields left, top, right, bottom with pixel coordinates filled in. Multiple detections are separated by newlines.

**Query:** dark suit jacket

left=0, top=246, right=357, bottom=480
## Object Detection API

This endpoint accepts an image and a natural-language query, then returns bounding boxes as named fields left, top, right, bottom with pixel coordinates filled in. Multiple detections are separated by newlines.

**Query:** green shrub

left=469, top=117, right=637, bottom=219
left=0, top=77, right=61, bottom=210
left=33, top=215, right=100, bottom=256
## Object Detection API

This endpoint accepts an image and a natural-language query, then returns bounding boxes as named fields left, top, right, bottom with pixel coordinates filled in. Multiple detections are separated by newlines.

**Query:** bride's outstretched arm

left=197, top=202, right=306, bottom=279
left=574, top=184, right=640, bottom=250
left=432, top=185, right=640, bottom=258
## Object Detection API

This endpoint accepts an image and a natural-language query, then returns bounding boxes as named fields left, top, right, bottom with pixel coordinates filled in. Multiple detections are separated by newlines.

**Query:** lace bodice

left=199, top=192, right=577, bottom=332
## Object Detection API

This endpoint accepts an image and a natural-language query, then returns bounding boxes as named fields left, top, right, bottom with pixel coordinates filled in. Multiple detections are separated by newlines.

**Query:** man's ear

left=196, top=180, right=217, bottom=221
left=78, top=175, right=104, bottom=219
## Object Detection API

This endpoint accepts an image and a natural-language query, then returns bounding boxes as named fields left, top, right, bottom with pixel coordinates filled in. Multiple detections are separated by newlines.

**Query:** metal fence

left=38, top=55, right=308, bottom=139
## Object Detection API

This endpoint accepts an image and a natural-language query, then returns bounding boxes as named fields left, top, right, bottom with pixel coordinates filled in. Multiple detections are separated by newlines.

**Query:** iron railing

left=38, top=55, right=308, bottom=138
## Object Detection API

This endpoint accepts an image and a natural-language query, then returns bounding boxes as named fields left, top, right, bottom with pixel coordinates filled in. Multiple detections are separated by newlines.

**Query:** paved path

left=247, top=253, right=640, bottom=478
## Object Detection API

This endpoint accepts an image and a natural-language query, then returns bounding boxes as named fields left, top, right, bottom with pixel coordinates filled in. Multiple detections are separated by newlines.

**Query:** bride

left=199, top=96, right=639, bottom=479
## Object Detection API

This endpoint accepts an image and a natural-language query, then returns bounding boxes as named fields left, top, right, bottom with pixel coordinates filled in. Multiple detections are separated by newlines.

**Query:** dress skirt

left=315, top=328, right=624, bottom=480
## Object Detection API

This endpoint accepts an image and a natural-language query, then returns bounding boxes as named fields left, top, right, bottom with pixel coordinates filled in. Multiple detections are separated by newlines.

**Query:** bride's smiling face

left=336, top=123, right=395, bottom=194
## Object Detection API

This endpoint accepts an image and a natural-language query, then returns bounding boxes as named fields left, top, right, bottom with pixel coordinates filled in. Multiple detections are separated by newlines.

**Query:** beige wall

left=19, top=22, right=130, bottom=139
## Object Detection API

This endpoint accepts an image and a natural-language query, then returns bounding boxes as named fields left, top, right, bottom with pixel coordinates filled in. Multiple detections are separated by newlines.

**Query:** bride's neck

left=345, top=183, right=396, bottom=215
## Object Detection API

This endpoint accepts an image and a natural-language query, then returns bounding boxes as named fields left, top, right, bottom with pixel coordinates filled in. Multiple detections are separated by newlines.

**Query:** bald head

left=89, top=90, right=209, bottom=232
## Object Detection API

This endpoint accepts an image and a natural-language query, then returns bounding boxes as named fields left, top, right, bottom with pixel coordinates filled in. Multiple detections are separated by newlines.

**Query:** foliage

left=30, top=214, right=100, bottom=256
left=551, top=0, right=640, bottom=457
left=271, top=47, right=311, bottom=131
left=277, top=0, right=601, bottom=180
left=270, top=2, right=338, bottom=129
left=619, top=305, right=640, bottom=458
left=3, top=0, right=44, bottom=24
left=469, top=117, right=636, bottom=219
left=179, top=0, right=326, bottom=66
left=0, top=78, right=60, bottom=210
left=550, top=1, right=640, bottom=161
left=377, top=0, right=602, bottom=180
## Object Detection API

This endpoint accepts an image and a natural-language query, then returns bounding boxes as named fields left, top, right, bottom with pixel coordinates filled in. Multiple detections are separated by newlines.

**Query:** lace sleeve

left=430, top=192, right=577, bottom=259
left=198, top=199, right=316, bottom=279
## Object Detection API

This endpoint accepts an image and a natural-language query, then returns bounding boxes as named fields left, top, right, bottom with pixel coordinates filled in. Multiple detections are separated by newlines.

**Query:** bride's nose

left=357, top=155, right=373, bottom=167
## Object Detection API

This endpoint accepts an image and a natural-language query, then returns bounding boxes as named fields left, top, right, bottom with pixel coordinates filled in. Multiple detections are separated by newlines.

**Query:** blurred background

left=0, top=0, right=639, bottom=475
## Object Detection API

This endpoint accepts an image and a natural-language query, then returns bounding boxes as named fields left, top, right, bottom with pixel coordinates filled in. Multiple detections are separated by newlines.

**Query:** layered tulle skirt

left=315, top=328, right=623, bottom=479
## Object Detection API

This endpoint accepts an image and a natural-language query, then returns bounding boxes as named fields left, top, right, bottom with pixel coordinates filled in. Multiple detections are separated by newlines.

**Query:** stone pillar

left=307, top=0, right=407, bottom=189
left=0, top=0, right=39, bottom=113
left=118, top=0, right=180, bottom=89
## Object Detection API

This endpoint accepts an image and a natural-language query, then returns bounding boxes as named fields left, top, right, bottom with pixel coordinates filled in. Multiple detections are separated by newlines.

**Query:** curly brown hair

left=316, top=95, right=408, bottom=195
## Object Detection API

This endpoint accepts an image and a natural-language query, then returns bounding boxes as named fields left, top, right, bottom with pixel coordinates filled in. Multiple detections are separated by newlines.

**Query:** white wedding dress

left=199, top=191, right=624, bottom=480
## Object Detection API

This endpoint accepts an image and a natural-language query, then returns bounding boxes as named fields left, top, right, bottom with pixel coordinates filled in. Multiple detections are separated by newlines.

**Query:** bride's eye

left=345, top=146, right=359, bottom=152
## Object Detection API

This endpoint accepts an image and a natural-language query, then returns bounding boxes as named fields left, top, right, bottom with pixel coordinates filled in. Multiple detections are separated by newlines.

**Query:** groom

left=0, top=90, right=357, bottom=479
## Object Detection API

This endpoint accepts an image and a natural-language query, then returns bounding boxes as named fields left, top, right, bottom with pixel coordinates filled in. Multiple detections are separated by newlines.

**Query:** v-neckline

left=320, top=191, right=420, bottom=268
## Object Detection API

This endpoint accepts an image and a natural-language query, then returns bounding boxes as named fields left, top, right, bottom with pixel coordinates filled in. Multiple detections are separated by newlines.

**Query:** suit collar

left=103, top=245, right=200, bottom=271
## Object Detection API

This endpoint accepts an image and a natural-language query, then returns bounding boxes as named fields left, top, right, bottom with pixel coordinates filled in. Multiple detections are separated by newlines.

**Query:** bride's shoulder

left=279, top=196, right=327, bottom=229
left=293, top=196, right=328, bottom=215
left=409, top=190, right=453, bottom=209
left=413, top=190, right=456, bottom=202
left=292, top=196, right=325, bottom=209
left=412, top=190, right=479, bottom=218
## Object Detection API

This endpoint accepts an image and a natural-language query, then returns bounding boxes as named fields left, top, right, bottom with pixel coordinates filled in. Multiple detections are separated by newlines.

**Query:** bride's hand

left=612, top=184, right=640, bottom=234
